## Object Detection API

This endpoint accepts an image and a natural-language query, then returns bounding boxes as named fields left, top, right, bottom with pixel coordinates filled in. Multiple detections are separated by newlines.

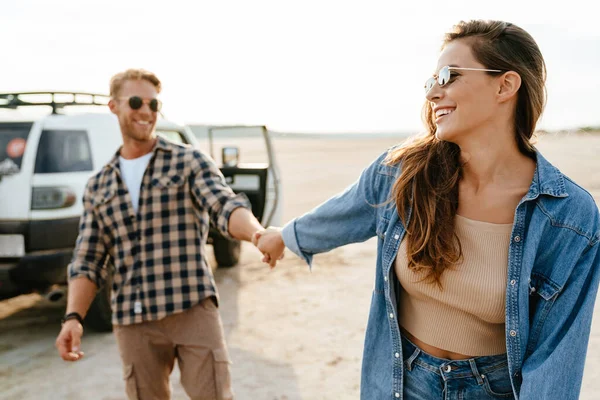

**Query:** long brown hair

left=386, top=20, right=546, bottom=286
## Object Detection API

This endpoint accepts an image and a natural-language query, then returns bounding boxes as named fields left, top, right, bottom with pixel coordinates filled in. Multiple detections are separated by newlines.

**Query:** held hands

left=252, top=227, right=285, bottom=268
left=55, top=320, right=85, bottom=362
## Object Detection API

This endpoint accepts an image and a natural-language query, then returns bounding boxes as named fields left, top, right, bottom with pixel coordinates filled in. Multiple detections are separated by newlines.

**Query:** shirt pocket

left=526, top=272, right=562, bottom=355
left=91, top=189, right=117, bottom=207
left=91, top=189, right=121, bottom=228
left=151, top=174, right=186, bottom=189
left=150, top=174, right=187, bottom=207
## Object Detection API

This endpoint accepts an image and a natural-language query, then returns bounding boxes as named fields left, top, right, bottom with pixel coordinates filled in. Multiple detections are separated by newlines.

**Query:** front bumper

left=0, top=248, right=72, bottom=299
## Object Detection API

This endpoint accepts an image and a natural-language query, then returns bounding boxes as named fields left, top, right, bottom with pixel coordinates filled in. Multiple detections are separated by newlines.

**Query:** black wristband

left=61, top=312, right=84, bottom=325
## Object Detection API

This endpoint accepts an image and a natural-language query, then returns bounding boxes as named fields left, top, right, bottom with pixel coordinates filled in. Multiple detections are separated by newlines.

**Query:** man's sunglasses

left=117, top=96, right=162, bottom=112
left=425, top=66, right=503, bottom=94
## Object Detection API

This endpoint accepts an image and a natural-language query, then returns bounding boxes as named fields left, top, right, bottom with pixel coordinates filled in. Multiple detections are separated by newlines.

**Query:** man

left=55, top=69, right=264, bottom=400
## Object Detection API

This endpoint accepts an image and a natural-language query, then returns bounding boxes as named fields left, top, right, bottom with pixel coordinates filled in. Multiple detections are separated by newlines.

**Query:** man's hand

left=252, top=227, right=285, bottom=268
left=56, top=320, right=85, bottom=362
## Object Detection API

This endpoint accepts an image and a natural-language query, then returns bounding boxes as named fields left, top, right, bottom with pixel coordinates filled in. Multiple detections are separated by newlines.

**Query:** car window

left=0, top=123, right=33, bottom=170
left=34, top=130, right=93, bottom=173
left=156, top=130, right=188, bottom=145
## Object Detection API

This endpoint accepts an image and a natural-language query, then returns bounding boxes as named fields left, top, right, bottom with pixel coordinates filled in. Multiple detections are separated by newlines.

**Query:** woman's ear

left=497, top=71, right=521, bottom=103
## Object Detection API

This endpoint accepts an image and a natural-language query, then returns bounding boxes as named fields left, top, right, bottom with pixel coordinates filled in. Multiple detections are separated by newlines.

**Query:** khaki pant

left=114, top=297, right=234, bottom=400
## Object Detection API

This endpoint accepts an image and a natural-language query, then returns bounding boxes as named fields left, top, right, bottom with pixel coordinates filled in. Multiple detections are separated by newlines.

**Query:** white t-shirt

left=118, top=152, right=154, bottom=213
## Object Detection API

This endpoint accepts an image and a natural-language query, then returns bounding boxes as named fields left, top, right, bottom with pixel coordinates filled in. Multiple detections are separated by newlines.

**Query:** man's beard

left=123, top=119, right=155, bottom=141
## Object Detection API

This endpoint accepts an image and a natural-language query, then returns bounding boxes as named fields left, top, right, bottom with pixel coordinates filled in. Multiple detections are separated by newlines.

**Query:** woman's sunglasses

left=424, top=66, right=503, bottom=94
left=117, top=96, right=162, bottom=112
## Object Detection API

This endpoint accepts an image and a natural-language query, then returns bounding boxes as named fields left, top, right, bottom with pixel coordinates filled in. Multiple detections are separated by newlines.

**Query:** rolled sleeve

left=282, top=219, right=314, bottom=268
left=190, top=150, right=252, bottom=239
left=67, top=188, right=108, bottom=288
left=68, top=262, right=105, bottom=288
left=280, top=150, right=392, bottom=270
left=217, top=193, right=252, bottom=239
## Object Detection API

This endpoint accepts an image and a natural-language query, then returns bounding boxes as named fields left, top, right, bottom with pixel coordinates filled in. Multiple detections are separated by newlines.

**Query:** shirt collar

left=526, top=149, right=568, bottom=200
left=106, top=136, right=172, bottom=170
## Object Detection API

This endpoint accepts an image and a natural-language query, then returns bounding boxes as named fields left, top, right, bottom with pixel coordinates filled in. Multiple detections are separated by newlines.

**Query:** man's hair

left=109, top=69, right=162, bottom=97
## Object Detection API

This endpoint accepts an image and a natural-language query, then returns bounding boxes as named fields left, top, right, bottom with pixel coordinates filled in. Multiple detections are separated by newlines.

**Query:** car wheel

left=85, top=273, right=113, bottom=332
left=213, top=237, right=241, bottom=268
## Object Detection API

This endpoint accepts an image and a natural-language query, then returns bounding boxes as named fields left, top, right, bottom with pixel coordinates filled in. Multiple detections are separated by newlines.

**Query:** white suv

left=0, top=92, right=282, bottom=331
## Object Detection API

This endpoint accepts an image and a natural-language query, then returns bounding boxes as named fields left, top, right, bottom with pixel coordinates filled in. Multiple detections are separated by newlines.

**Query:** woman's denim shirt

left=281, top=148, right=600, bottom=400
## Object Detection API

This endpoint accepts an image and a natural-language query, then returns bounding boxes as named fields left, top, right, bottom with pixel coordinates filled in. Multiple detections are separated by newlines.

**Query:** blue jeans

left=402, top=334, right=515, bottom=399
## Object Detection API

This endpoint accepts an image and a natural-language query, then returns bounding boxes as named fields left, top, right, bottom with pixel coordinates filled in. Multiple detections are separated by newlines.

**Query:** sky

left=2, top=0, right=599, bottom=133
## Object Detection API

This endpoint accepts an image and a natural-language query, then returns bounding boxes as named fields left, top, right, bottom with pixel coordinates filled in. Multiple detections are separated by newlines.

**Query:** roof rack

left=0, top=92, right=110, bottom=115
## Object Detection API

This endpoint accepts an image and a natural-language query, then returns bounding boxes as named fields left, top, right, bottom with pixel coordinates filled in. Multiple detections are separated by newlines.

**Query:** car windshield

left=34, top=129, right=93, bottom=173
left=0, top=123, right=32, bottom=174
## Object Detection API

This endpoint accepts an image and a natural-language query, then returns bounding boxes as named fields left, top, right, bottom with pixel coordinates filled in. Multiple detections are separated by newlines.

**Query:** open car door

left=189, top=125, right=282, bottom=267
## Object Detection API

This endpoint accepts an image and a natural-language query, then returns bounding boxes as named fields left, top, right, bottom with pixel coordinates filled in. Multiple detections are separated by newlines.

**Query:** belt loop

left=469, top=359, right=484, bottom=385
left=404, top=347, right=421, bottom=371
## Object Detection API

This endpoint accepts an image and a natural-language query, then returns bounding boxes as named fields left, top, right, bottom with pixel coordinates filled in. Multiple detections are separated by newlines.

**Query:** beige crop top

left=395, top=214, right=513, bottom=356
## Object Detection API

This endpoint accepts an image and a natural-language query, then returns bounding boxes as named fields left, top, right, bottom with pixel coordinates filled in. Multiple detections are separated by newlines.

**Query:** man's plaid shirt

left=68, top=137, right=251, bottom=325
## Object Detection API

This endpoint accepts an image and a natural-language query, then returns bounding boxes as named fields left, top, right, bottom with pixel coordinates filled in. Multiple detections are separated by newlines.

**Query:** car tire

left=213, top=237, right=241, bottom=268
left=85, top=274, right=113, bottom=332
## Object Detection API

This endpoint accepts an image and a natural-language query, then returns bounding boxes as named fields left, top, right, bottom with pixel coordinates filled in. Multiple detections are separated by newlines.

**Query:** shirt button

left=395, top=393, right=400, bottom=398
left=395, top=352, right=400, bottom=358
left=510, top=330, right=517, bottom=337
left=389, top=313, right=394, bottom=319
left=384, top=276, right=388, bottom=282
left=394, top=234, right=400, bottom=240
left=510, top=279, right=516, bottom=285
left=514, top=235, right=521, bottom=242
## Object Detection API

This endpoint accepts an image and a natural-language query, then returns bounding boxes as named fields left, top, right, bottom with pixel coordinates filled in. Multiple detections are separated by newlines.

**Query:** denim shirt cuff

left=281, top=219, right=313, bottom=269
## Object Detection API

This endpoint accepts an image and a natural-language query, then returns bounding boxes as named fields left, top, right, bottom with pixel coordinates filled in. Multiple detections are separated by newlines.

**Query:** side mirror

left=222, top=146, right=240, bottom=167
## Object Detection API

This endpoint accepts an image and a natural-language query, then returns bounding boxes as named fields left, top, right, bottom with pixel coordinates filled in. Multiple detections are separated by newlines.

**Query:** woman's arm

left=520, top=240, right=600, bottom=399
left=275, top=150, right=391, bottom=268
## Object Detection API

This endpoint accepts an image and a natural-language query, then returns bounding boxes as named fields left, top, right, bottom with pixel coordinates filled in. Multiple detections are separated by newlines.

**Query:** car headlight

left=31, top=187, right=77, bottom=210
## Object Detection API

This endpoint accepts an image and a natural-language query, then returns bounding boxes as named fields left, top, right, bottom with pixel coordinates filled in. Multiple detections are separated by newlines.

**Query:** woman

left=255, top=20, right=600, bottom=399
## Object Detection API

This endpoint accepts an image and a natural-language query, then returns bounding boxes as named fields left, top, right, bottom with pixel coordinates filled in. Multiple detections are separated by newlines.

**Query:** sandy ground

left=1, top=132, right=599, bottom=400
